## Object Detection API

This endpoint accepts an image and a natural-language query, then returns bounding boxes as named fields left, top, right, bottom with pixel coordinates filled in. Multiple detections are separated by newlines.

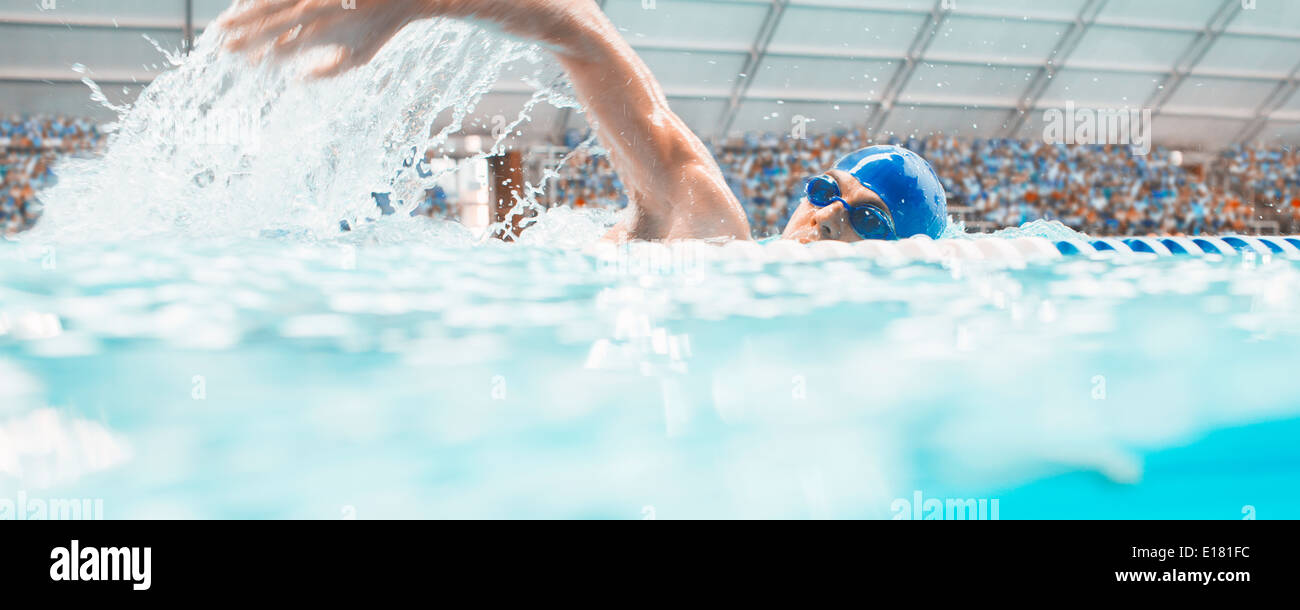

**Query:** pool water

left=3, top=223, right=1298, bottom=519
left=3, top=13, right=1297, bottom=519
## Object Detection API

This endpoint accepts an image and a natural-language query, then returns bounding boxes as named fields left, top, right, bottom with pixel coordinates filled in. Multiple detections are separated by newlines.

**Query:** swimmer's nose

left=810, top=202, right=843, bottom=229
left=790, top=202, right=840, bottom=243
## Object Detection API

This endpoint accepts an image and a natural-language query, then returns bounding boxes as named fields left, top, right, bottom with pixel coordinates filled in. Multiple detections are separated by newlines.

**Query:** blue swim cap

left=830, top=145, right=947, bottom=239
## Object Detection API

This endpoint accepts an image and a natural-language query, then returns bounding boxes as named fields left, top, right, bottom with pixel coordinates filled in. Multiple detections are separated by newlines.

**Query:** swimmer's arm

left=544, top=7, right=750, bottom=241
left=422, top=0, right=750, bottom=240
left=219, top=0, right=749, bottom=240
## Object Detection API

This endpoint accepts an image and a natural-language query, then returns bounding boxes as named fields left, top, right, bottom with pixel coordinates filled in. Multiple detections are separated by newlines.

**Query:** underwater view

left=4, top=229, right=1300, bottom=518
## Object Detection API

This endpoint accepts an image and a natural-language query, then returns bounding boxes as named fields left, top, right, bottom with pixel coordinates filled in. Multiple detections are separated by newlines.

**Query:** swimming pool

left=2, top=16, right=1298, bottom=520
left=2, top=222, right=1299, bottom=519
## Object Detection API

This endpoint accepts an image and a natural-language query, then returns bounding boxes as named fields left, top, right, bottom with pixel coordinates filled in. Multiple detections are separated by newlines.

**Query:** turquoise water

left=3, top=12, right=1297, bottom=519
left=3, top=226, right=1298, bottom=519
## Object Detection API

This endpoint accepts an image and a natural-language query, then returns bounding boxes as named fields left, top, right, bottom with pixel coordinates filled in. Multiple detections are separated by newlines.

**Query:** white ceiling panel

left=1067, top=25, right=1196, bottom=72
left=1162, top=77, right=1279, bottom=119
left=1271, top=87, right=1300, bottom=121
left=898, top=62, right=1036, bottom=108
left=747, top=56, right=896, bottom=101
left=640, top=49, right=745, bottom=96
left=1011, top=107, right=1055, bottom=141
left=0, top=80, right=138, bottom=121
left=1195, top=35, right=1300, bottom=78
left=789, top=0, right=932, bottom=10
left=0, top=0, right=186, bottom=24
left=1094, top=0, right=1226, bottom=29
left=0, top=22, right=184, bottom=77
left=767, top=7, right=924, bottom=57
left=1226, top=1, right=1300, bottom=37
left=728, top=99, right=874, bottom=136
left=924, top=16, right=1067, bottom=64
left=951, top=0, right=1089, bottom=21
left=604, top=0, right=771, bottom=49
left=1150, top=115, right=1250, bottom=149
left=1255, top=121, right=1300, bottom=145
left=195, top=0, right=236, bottom=24
left=1036, top=69, right=1163, bottom=109
left=879, top=105, right=1012, bottom=139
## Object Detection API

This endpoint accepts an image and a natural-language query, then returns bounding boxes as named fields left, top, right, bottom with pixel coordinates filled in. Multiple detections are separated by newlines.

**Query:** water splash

left=31, top=11, right=571, bottom=244
left=986, top=219, right=1090, bottom=241
left=944, top=217, right=1089, bottom=241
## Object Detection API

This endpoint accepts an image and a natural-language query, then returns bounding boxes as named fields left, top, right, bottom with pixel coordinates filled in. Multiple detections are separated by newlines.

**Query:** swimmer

left=218, top=0, right=946, bottom=243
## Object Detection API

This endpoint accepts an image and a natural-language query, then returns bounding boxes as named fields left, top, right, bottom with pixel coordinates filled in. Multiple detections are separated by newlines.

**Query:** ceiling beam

left=1001, top=0, right=1108, bottom=138
left=619, top=38, right=1297, bottom=83
left=1236, top=58, right=1300, bottom=145
left=716, top=0, right=789, bottom=138
left=0, top=70, right=154, bottom=85
left=0, top=12, right=186, bottom=30
left=183, top=0, right=194, bottom=53
left=707, top=0, right=1297, bottom=43
left=864, top=0, right=949, bottom=137
left=1144, top=0, right=1242, bottom=116
left=1, top=1, right=1292, bottom=39
left=17, top=43, right=1293, bottom=93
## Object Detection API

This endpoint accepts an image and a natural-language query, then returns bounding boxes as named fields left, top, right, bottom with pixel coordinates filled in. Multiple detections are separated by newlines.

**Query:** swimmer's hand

left=219, top=0, right=601, bottom=78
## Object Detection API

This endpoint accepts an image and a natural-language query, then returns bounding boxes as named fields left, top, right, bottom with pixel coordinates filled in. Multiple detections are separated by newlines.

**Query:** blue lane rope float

left=830, top=235, right=1300, bottom=264
left=589, top=236, right=1300, bottom=268
left=845, top=235, right=1300, bottom=264
left=1052, top=236, right=1300, bottom=257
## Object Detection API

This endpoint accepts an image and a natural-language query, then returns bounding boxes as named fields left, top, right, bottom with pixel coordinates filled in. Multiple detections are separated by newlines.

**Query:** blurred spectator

left=1217, top=143, right=1300, bottom=234
left=412, top=185, right=454, bottom=219
left=1, top=114, right=105, bottom=235
left=544, top=146, right=627, bottom=211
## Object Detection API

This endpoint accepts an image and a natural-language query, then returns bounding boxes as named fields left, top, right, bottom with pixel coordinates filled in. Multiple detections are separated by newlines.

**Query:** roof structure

left=3, top=0, right=1299, bottom=149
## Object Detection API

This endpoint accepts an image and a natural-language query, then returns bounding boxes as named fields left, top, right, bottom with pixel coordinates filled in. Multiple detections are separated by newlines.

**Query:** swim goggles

left=804, top=174, right=898, bottom=240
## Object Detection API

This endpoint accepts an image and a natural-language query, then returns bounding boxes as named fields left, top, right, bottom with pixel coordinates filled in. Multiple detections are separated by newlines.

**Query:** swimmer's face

left=781, top=169, right=891, bottom=243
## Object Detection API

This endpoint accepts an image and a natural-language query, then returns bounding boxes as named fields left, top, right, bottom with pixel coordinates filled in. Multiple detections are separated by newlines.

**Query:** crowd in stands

left=547, top=127, right=1300, bottom=237
left=928, top=136, right=1299, bottom=236
left=545, top=147, right=627, bottom=212
left=1217, top=144, right=1300, bottom=234
left=4, top=113, right=1299, bottom=237
left=1, top=115, right=105, bottom=235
